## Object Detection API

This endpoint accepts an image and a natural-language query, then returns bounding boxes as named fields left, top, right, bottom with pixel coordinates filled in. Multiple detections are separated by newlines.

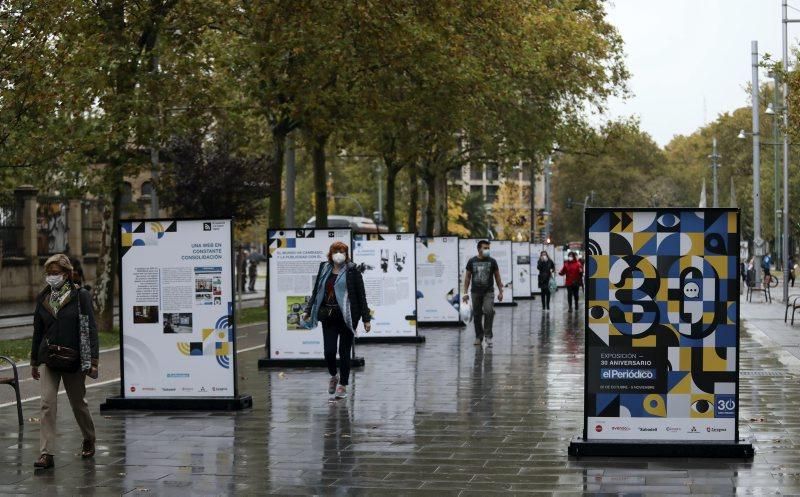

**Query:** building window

left=486, top=185, right=499, bottom=203
left=469, top=185, right=483, bottom=197
left=470, top=165, right=484, bottom=180
left=141, top=181, right=153, bottom=197
left=122, top=182, right=133, bottom=207
left=486, top=163, right=499, bottom=181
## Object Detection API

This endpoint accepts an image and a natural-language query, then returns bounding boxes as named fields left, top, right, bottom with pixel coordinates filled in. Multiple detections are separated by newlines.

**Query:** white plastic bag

left=459, top=298, right=473, bottom=323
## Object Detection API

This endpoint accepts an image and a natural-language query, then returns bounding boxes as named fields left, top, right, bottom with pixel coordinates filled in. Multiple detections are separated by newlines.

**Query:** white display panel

left=267, top=228, right=352, bottom=359
left=415, top=236, right=461, bottom=323
left=512, top=242, right=531, bottom=299
left=120, top=219, right=236, bottom=398
left=458, top=239, right=512, bottom=303
left=554, top=247, right=566, bottom=287
left=353, top=233, right=417, bottom=337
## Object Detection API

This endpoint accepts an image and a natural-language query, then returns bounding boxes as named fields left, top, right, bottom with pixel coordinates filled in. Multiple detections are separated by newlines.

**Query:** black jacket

left=306, top=261, right=371, bottom=328
left=537, top=259, right=556, bottom=289
left=31, top=285, right=99, bottom=368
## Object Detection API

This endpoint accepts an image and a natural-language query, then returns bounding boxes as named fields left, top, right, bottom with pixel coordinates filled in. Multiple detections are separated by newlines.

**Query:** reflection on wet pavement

left=1, top=292, right=799, bottom=495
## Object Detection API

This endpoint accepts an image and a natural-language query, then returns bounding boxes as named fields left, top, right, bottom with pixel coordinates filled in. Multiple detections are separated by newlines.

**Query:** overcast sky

left=602, top=0, right=785, bottom=147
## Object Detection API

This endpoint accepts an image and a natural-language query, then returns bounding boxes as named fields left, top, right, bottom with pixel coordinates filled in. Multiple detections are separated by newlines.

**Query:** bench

left=0, top=356, right=23, bottom=425
left=746, top=282, right=771, bottom=303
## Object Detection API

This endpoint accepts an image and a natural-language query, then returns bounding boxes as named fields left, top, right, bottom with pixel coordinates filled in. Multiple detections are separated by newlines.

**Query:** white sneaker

left=335, top=385, right=347, bottom=399
left=328, top=375, right=338, bottom=395
left=474, top=338, right=482, bottom=346
left=486, top=337, right=493, bottom=347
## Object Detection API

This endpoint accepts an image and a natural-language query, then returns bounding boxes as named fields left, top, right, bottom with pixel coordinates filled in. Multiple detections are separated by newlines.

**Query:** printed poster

left=416, top=236, right=461, bottom=323
left=267, top=228, right=352, bottom=359
left=120, top=219, right=235, bottom=398
left=584, top=209, right=739, bottom=441
left=353, top=233, right=417, bottom=337
left=512, top=242, right=531, bottom=299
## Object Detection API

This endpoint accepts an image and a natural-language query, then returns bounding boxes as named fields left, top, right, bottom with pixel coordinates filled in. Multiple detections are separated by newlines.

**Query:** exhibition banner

left=416, top=236, right=461, bottom=323
left=353, top=233, right=417, bottom=337
left=120, top=219, right=237, bottom=398
left=459, top=239, right=513, bottom=303
left=584, top=208, right=740, bottom=441
left=554, top=247, right=566, bottom=287
left=267, top=228, right=352, bottom=359
left=512, top=242, right=532, bottom=299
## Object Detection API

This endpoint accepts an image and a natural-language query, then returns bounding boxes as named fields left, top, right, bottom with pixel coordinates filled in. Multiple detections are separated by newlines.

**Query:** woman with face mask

left=537, top=251, right=556, bottom=311
left=559, top=251, right=584, bottom=312
left=30, top=254, right=99, bottom=469
left=302, top=241, right=371, bottom=399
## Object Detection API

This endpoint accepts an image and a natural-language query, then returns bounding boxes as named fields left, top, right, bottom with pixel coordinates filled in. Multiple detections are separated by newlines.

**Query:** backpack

left=761, top=255, right=771, bottom=270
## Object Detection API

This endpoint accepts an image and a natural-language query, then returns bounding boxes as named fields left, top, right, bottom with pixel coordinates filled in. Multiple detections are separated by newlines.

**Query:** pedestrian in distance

left=560, top=251, right=583, bottom=312
left=537, top=250, right=556, bottom=311
left=30, top=254, right=99, bottom=469
left=789, top=256, right=796, bottom=288
left=247, top=251, right=266, bottom=293
left=302, top=241, right=371, bottom=399
left=462, top=240, right=504, bottom=348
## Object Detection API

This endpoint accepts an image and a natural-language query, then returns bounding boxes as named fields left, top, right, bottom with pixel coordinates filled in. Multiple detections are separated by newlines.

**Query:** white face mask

left=481, top=249, right=490, bottom=257
left=46, top=274, right=66, bottom=289
left=332, top=253, right=346, bottom=264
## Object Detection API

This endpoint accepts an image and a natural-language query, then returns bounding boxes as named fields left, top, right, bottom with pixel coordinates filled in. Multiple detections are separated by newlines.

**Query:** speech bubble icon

left=683, top=281, right=700, bottom=299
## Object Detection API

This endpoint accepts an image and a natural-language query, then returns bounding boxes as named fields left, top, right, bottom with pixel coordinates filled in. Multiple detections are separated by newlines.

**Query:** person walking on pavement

left=462, top=240, right=504, bottom=348
left=559, top=251, right=583, bottom=312
left=788, top=256, right=796, bottom=287
left=537, top=250, right=556, bottom=311
left=247, top=255, right=259, bottom=293
left=303, top=241, right=371, bottom=399
left=30, top=254, right=99, bottom=469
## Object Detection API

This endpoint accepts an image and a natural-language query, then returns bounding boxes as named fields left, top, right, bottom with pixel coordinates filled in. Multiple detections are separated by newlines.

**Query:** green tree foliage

left=551, top=119, right=667, bottom=242
left=158, top=130, right=269, bottom=224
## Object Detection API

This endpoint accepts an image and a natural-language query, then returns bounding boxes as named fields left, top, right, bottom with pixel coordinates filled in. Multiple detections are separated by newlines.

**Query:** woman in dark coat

left=30, top=254, right=99, bottom=469
left=302, top=241, right=371, bottom=398
left=537, top=250, right=556, bottom=311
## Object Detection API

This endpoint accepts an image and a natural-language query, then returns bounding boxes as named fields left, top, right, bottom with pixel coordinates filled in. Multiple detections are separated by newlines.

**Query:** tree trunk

left=423, top=170, right=435, bottom=236
left=312, top=134, right=329, bottom=228
left=385, top=162, right=399, bottom=232
left=407, top=165, right=418, bottom=234
left=268, top=130, right=286, bottom=229
left=93, top=172, right=122, bottom=332
left=433, top=171, right=448, bottom=236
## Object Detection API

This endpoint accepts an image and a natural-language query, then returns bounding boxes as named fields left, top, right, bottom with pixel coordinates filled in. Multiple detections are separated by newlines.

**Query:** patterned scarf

left=49, top=281, right=72, bottom=315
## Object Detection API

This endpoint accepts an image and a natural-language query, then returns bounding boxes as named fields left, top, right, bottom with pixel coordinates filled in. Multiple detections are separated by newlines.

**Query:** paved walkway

left=0, top=291, right=799, bottom=495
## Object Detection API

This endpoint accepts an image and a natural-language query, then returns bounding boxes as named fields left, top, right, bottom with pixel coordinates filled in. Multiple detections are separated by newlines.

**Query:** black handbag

left=46, top=340, right=80, bottom=372
left=318, top=305, right=339, bottom=322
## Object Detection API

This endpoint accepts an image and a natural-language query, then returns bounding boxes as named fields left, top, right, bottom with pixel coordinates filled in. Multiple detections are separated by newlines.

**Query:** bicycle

left=764, top=273, right=779, bottom=288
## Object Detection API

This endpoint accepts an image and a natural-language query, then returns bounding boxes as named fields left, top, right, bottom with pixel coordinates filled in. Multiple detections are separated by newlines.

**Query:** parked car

left=303, top=215, right=382, bottom=233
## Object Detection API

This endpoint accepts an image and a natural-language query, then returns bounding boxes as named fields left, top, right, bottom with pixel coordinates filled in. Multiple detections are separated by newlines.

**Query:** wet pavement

left=1, top=291, right=800, bottom=495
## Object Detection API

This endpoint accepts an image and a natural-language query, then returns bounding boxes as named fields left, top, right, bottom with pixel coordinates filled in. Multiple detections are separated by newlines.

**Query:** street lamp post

left=709, top=137, right=721, bottom=208
left=767, top=96, right=781, bottom=270
left=752, top=40, right=764, bottom=285
left=544, top=155, right=552, bottom=242
left=782, top=1, right=795, bottom=304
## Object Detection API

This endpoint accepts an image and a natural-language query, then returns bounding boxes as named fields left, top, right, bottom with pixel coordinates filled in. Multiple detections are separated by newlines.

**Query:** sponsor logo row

left=594, top=424, right=729, bottom=435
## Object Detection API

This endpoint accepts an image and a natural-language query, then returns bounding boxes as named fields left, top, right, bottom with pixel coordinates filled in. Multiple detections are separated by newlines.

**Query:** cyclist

left=761, top=253, right=772, bottom=287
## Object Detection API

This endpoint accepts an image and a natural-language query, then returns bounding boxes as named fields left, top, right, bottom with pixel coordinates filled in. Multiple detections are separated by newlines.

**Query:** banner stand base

left=258, top=356, right=365, bottom=368
left=513, top=296, right=534, bottom=300
left=355, top=335, right=425, bottom=344
left=418, top=321, right=465, bottom=328
left=100, top=394, right=253, bottom=412
left=495, top=302, right=518, bottom=307
left=567, top=436, right=754, bottom=458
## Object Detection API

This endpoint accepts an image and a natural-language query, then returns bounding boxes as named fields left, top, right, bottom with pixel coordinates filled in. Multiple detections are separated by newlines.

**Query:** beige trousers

left=40, top=365, right=95, bottom=455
